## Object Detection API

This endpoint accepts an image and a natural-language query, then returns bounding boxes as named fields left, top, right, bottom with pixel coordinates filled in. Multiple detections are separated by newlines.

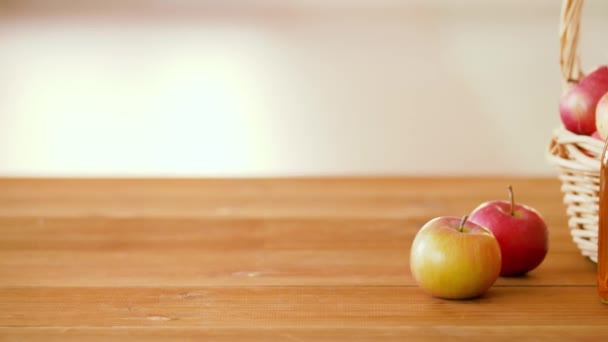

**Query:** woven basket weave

left=547, top=0, right=604, bottom=263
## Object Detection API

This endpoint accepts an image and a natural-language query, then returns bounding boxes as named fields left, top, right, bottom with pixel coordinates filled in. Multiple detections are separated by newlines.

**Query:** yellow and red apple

left=595, top=92, right=608, bottom=140
left=410, top=216, right=501, bottom=300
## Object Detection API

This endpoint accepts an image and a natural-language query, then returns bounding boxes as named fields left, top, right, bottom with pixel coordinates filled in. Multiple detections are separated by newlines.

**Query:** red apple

left=592, top=130, right=603, bottom=141
left=469, top=186, right=549, bottom=276
left=581, top=131, right=603, bottom=157
left=410, top=216, right=501, bottom=299
left=559, top=66, right=608, bottom=135
left=595, top=92, right=608, bottom=140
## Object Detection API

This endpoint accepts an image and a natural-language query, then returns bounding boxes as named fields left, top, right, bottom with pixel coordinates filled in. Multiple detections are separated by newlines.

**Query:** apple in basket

left=595, top=92, right=608, bottom=140
left=592, top=130, right=603, bottom=141
left=469, top=186, right=549, bottom=276
left=410, top=216, right=501, bottom=299
left=559, top=65, right=608, bottom=135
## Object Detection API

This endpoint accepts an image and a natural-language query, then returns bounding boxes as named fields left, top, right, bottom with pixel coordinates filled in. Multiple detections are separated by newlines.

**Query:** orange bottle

left=598, top=141, right=608, bottom=302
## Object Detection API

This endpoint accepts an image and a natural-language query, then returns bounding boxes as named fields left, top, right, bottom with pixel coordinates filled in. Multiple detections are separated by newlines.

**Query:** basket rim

left=547, top=126, right=603, bottom=173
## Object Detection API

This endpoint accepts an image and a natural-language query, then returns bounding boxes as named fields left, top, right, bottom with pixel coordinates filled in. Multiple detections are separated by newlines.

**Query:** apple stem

left=509, top=185, right=515, bottom=216
left=459, top=215, right=468, bottom=232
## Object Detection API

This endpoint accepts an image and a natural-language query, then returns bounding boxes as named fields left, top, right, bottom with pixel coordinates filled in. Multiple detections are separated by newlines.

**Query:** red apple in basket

left=469, top=186, right=549, bottom=276
left=410, top=216, right=501, bottom=299
left=595, top=92, right=608, bottom=140
left=592, top=130, right=603, bottom=141
left=559, top=65, right=608, bottom=135
left=581, top=131, right=603, bottom=157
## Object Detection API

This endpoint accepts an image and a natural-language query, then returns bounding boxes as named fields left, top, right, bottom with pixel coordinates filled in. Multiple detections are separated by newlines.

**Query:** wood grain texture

left=2, top=286, right=607, bottom=327
left=1, top=178, right=607, bottom=340
left=0, top=217, right=595, bottom=287
left=4, top=327, right=608, bottom=342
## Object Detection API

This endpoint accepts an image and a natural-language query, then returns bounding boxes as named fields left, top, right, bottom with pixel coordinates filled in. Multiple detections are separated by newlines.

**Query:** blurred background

left=1, top=0, right=607, bottom=177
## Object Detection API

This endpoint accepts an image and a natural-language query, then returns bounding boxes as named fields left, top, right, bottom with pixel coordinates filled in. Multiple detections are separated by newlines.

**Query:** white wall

left=1, top=1, right=607, bottom=177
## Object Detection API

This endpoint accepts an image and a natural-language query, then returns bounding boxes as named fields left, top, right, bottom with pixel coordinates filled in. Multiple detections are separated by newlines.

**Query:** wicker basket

left=547, top=0, right=604, bottom=263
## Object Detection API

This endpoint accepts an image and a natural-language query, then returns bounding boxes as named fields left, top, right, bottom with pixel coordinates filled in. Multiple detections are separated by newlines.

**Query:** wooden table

left=1, top=177, right=607, bottom=340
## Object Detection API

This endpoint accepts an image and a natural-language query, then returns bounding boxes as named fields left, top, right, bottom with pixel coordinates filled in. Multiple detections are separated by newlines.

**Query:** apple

left=595, top=92, right=608, bottom=140
left=559, top=66, right=608, bottom=135
left=410, top=216, right=501, bottom=299
left=592, top=130, right=603, bottom=141
left=581, top=131, right=603, bottom=157
left=469, top=186, right=549, bottom=276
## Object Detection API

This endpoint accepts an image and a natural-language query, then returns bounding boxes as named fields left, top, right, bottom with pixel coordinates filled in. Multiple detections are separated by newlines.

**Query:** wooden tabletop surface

left=1, top=177, right=607, bottom=340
